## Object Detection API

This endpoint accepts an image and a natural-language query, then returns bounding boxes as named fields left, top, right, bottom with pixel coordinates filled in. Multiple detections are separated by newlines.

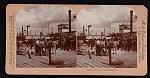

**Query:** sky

left=77, top=5, right=137, bottom=35
left=16, top=5, right=137, bottom=36
left=16, top=5, right=77, bottom=35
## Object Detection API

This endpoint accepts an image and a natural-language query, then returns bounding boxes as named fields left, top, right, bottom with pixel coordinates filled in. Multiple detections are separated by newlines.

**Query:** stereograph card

left=5, top=4, right=147, bottom=75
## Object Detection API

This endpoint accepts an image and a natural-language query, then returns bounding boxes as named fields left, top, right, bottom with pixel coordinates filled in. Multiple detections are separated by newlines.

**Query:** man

left=30, top=36, right=34, bottom=50
left=52, top=39, right=57, bottom=54
left=90, top=38, right=95, bottom=50
left=47, top=38, right=52, bottom=52
left=66, top=36, right=71, bottom=51
left=95, top=38, right=102, bottom=56
left=41, top=38, right=46, bottom=55
left=63, top=37, right=67, bottom=51
left=35, top=38, right=41, bottom=56
left=72, top=37, right=76, bottom=50
left=17, top=40, right=21, bottom=49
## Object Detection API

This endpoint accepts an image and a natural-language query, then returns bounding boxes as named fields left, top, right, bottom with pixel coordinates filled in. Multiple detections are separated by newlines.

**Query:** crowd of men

left=17, top=36, right=76, bottom=56
left=78, top=36, right=137, bottom=56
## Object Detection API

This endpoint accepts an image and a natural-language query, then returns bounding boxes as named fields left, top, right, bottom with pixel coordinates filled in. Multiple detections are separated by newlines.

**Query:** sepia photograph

left=16, top=5, right=138, bottom=68
left=76, top=5, right=137, bottom=68
left=6, top=4, right=147, bottom=75
left=16, top=5, right=77, bottom=68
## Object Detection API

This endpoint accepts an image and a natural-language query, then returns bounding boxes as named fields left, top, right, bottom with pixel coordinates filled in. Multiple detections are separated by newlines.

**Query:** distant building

left=58, top=24, right=69, bottom=34
left=119, top=24, right=130, bottom=34
left=123, top=32, right=137, bottom=38
left=25, top=35, right=45, bottom=39
left=57, top=24, right=76, bottom=38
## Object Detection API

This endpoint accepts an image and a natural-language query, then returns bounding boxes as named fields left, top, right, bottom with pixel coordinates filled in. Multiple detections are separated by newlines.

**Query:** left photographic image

left=16, top=5, right=77, bottom=68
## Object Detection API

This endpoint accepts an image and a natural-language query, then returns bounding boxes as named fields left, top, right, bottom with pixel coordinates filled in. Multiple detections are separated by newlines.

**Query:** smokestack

left=88, top=25, right=91, bottom=35
left=22, top=26, right=23, bottom=36
left=42, top=27, right=43, bottom=35
left=30, top=29, right=31, bottom=36
left=130, top=10, right=133, bottom=34
left=104, top=28, right=105, bottom=36
left=27, top=26, right=28, bottom=36
left=88, top=26, right=89, bottom=35
left=27, top=25, right=30, bottom=36
left=68, top=10, right=71, bottom=34
left=83, top=26, right=85, bottom=36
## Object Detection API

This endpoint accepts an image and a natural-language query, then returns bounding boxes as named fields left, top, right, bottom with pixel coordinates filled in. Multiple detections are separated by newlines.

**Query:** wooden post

left=49, top=46, right=52, bottom=65
left=108, top=46, right=112, bottom=65
left=88, top=50, right=92, bottom=59
left=104, top=38, right=107, bottom=56
left=48, top=39, right=53, bottom=65
left=28, top=51, right=31, bottom=59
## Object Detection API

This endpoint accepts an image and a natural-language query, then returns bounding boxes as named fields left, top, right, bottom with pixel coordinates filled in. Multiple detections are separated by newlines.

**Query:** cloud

left=16, top=5, right=137, bottom=36
left=16, top=5, right=76, bottom=35
left=77, top=5, right=137, bottom=35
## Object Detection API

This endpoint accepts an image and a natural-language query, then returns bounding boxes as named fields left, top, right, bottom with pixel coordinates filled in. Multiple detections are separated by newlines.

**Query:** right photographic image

left=76, top=5, right=137, bottom=68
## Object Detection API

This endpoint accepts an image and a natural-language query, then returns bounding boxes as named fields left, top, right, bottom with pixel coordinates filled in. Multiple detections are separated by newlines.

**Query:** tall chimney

left=27, top=25, right=30, bottom=36
left=88, top=26, right=89, bottom=35
left=114, top=29, right=115, bottom=33
left=83, top=26, right=85, bottom=36
left=42, top=27, right=43, bottom=36
left=30, top=29, right=31, bottom=36
left=27, top=26, right=28, bottom=36
left=130, top=10, right=133, bottom=34
left=22, top=26, right=23, bottom=36
left=68, top=10, right=71, bottom=34
left=104, top=28, right=105, bottom=36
